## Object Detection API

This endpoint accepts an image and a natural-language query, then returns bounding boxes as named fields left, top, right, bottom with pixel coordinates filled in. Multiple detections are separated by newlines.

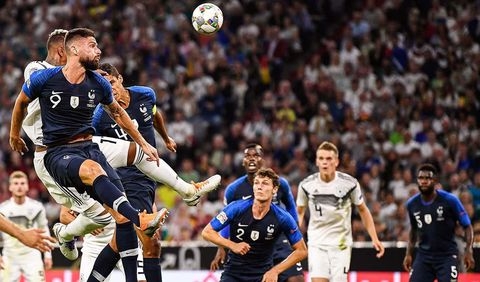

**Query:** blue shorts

left=44, top=141, right=122, bottom=200
left=410, top=252, right=459, bottom=282
left=220, top=271, right=262, bottom=282
left=274, top=235, right=304, bottom=281
left=122, top=177, right=155, bottom=213
left=221, top=259, right=271, bottom=282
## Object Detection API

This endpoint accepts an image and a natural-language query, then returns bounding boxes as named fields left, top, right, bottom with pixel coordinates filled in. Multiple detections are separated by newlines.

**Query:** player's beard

left=419, top=184, right=435, bottom=196
left=80, top=57, right=99, bottom=70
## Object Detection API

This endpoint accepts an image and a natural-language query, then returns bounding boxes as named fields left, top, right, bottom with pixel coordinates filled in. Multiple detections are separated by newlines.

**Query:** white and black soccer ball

left=191, top=3, right=223, bottom=35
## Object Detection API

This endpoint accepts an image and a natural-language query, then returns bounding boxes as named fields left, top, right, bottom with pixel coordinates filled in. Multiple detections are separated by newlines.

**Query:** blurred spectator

left=469, top=171, right=480, bottom=220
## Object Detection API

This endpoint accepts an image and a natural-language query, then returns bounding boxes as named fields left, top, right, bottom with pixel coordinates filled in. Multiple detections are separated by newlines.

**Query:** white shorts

left=1, top=251, right=45, bottom=282
left=92, top=136, right=131, bottom=168
left=308, top=245, right=351, bottom=282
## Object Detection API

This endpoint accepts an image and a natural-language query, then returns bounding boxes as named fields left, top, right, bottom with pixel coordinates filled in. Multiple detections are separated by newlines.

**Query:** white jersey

left=0, top=197, right=50, bottom=256
left=22, top=60, right=54, bottom=146
left=296, top=171, right=364, bottom=249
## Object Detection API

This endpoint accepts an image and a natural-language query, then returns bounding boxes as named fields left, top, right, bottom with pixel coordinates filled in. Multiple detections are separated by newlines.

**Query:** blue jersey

left=225, top=175, right=298, bottom=223
left=92, top=86, right=156, bottom=185
left=406, top=189, right=471, bottom=257
left=210, top=199, right=302, bottom=271
left=22, top=67, right=113, bottom=145
left=223, top=175, right=304, bottom=280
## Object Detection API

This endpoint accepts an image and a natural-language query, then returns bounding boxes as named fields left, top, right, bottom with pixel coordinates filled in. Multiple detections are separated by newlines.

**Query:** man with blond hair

left=0, top=171, right=52, bottom=281
left=297, top=141, right=384, bottom=282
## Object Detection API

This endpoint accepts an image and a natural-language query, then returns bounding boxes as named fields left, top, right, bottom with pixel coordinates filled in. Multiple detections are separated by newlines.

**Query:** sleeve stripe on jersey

left=37, top=62, right=49, bottom=69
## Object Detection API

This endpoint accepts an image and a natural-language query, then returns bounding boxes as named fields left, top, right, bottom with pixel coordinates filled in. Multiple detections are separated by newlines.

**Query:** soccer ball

left=191, top=3, right=223, bottom=35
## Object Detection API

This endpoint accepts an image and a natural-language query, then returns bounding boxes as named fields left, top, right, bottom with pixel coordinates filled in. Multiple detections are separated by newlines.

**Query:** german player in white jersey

left=0, top=171, right=52, bottom=282
left=296, top=141, right=384, bottom=282
left=21, top=29, right=220, bottom=261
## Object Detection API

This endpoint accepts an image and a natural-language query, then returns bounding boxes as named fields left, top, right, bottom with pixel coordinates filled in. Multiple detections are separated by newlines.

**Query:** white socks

left=134, top=155, right=195, bottom=198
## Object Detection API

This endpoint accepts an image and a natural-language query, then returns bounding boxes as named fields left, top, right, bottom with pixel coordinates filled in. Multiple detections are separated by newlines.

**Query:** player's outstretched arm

left=153, top=110, right=177, bottom=153
left=21, top=228, right=56, bottom=252
left=0, top=214, right=55, bottom=252
left=464, top=224, right=475, bottom=270
left=357, top=202, right=385, bottom=258
left=104, top=100, right=159, bottom=164
left=210, top=247, right=226, bottom=271
left=278, top=179, right=299, bottom=223
left=403, top=227, right=417, bottom=272
left=10, top=91, right=31, bottom=155
left=297, top=206, right=307, bottom=229
left=210, top=225, right=230, bottom=270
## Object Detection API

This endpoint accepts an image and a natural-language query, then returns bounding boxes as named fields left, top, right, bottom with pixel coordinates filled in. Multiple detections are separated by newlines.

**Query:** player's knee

left=142, top=237, right=161, bottom=258
left=79, top=160, right=107, bottom=185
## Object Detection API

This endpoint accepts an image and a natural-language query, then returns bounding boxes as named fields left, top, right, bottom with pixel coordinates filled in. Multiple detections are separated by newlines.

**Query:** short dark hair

left=244, top=143, right=263, bottom=155
left=417, top=163, right=437, bottom=176
left=65, top=28, right=95, bottom=46
left=46, top=29, right=68, bottom=49
left=99, top=63, right=120, bottom=78
left=254, top=168, right=279, bottom=188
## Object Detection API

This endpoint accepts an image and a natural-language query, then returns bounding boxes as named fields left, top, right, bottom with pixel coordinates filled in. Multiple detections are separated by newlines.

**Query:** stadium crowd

left=0, top=0, right=480, bottom=246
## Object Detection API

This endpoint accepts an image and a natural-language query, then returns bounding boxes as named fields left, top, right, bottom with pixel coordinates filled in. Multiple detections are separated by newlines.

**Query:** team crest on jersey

left=87, top=90, right=96, bottom=108
left=88, top=90, right=95, bottom=99
left=424, top=214, right=432, bottom=224
left=139, top=104, right=147, bottom=114
left=266, top=224, right=275, bottom=240
left=216, top=211, right=228, bottom=224
left=437, top=206, right=444, bottom=221
left=250, top=230, right=259, bottom=241
left=70, top=96, right=79, bottom=108
left=139, top=104, right=152, bottom=122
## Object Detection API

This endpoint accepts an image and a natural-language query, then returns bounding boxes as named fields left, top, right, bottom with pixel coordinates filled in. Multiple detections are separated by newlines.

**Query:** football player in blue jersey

left=21, top=29, right=218, bottom=267
left=403, top=163, right=475, bottom=282
left=86, top=62, right=220, bottom=281
left=91, top=62, right=165, bottom=281
left=203, top=168, right=307, bottom=282
left=210, top=143, right=304, bottom=282
left=9, top=28, right=166, bottom=282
